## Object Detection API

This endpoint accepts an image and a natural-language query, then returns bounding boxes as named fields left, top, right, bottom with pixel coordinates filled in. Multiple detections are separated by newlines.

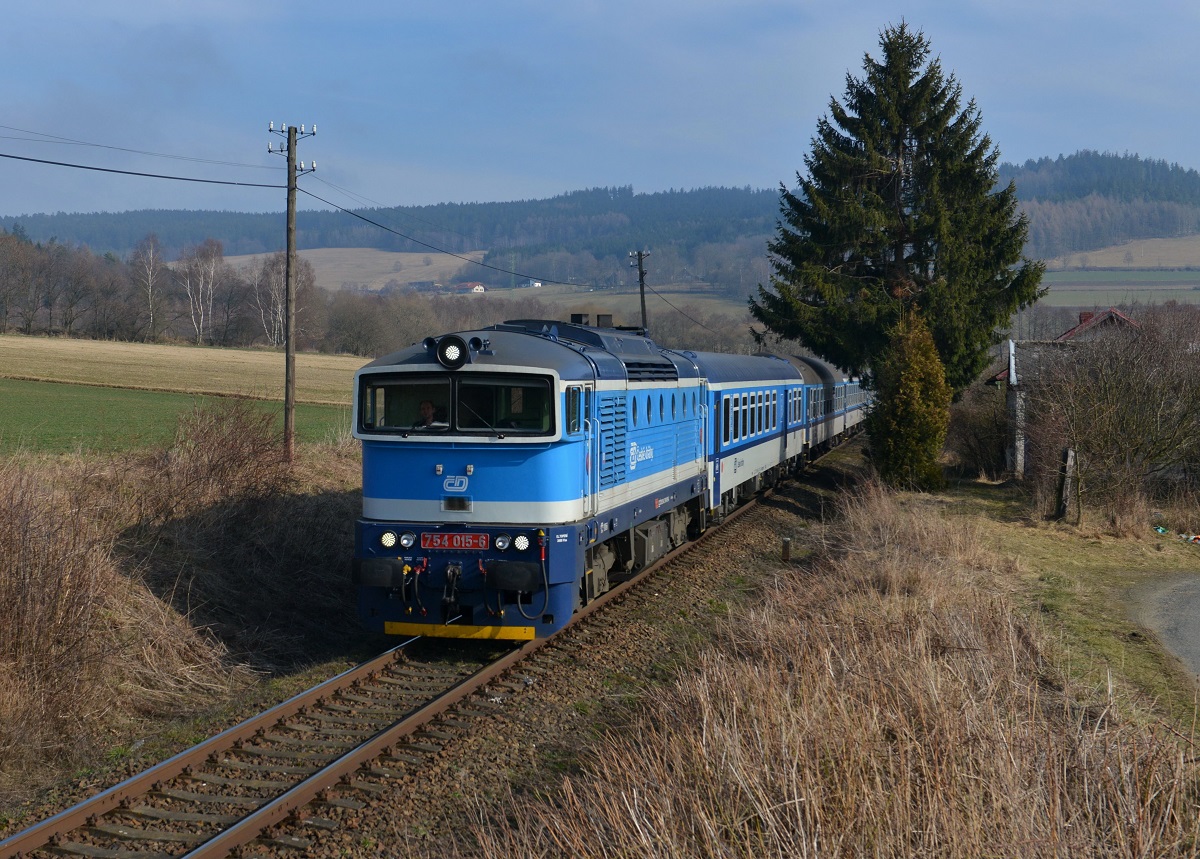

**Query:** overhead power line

left=0, top=138, right=723, bottom=337
left=0, top=151, right=284, bottom=188
left=0, top=124, right=277, bottom=171
left=298, top=187, right=577, bottom=287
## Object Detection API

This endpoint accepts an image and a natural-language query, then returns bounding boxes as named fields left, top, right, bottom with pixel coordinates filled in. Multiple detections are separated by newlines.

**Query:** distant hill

left=0, top=185, right=778, bottom=262
left=6, top=152, right=1200, bottom=281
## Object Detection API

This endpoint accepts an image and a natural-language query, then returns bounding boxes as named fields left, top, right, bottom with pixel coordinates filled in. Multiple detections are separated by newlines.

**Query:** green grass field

left=0, top=378, right=351, bottom=455
left=1038, top=268, right=1200, bottom=307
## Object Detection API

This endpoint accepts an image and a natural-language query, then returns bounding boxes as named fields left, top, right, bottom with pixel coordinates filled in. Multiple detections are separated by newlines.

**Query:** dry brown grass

left=0, top=398, right=364, bottom=796
left=225, top=248, right=486, bottom=292
left=0, top=333, right=361, bottom=404
left=0, top=456, right=246, bottom=793
left=468, top=483, right=1200, bottom=857
left=1047, top=235, right=1200, bottom=270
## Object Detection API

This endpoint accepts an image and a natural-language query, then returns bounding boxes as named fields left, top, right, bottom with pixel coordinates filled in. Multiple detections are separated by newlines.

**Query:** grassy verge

left=464, top=468, right=1200, bottom=856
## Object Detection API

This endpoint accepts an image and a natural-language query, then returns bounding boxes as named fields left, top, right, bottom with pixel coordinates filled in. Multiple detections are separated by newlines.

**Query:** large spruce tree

left=750, top=23, right=1043, bottom=392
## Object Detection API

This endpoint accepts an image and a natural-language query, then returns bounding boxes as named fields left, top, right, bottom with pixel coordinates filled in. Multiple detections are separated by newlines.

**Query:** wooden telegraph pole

left=629, top=249, right=650, bottom=333
left=268, top=122, right=315, bottom=463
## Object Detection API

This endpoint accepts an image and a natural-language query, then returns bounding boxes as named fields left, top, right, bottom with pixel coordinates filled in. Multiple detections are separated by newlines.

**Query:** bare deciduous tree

left=129, top=234, right=166, bottom=342
left=175, top=239, right=226, bottom=345
left=246, top=251, right=318, bottom=348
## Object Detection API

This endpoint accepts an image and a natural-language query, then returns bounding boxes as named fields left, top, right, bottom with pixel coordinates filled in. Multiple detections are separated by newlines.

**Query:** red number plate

left=420, top=532, right=489, bottom=550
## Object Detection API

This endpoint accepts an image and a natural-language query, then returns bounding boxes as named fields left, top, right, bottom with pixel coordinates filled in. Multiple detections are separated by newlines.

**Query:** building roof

left=1052, top=307, right=1139, bottom=342
left=989, top=308, right=1140, bottom=386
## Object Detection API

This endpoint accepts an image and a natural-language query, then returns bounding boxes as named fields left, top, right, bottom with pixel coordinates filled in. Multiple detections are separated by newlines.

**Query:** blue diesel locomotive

left=351, top=316, right=867, bottom=640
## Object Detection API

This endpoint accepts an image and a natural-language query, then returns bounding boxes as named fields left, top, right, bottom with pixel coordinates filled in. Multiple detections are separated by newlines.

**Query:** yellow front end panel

left=384, top=621, right=536, bottom=641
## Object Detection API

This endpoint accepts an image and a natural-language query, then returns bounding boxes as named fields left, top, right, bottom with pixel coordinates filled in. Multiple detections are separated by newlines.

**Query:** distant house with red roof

left=991, top=308, right=1139, bottom=477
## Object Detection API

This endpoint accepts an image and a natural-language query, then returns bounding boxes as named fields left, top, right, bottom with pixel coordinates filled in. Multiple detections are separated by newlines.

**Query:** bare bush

left=112, top=399, right=359, bottom=671
left=1024, top=305, right=1200, bottom=524
left=130, top=397, right=289, bottom=526
left=0, top=463, right=111, bottom=764
left=469, top=485, right=1200, bottom=857
left=947, top=382, right=1008, bottom=479
left=0, top=459, right=243, bottom=787
left=0, top=399, right=300, bottom=787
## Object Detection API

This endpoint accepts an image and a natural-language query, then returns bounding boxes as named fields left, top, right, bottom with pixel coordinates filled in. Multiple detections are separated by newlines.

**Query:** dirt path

left=1129, top=573, right=1200, bottom=680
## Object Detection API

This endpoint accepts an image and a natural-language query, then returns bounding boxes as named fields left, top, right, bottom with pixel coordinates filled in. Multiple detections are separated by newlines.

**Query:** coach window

left=772, top=391, right=777, bottom=428
left=732, top=396, right=740, bottom=441
left=659, top=394, right=665, bottom=422
left=671, top=393, right=676, bottom=419
left=723, top=396, right=731, bottom=445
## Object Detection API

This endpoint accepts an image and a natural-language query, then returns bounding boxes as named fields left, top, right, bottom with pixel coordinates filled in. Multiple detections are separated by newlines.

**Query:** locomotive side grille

left=624, top=360, right=679, bottom=382
left=598, top=396, right=628, bottom=488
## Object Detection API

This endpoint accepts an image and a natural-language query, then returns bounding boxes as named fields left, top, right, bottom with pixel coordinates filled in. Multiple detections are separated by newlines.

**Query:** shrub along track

left=0, top=453, right=852, bottom=859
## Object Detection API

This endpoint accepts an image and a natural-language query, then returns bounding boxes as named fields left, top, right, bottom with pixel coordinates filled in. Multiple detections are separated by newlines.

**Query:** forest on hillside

left=3, top=151, right=1200, bottom=312
left=999, top=151, right=1200, bottom=259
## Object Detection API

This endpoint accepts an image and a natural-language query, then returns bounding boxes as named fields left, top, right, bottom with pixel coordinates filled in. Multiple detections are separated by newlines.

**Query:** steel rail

left=0, top=641, right=418, bottom=859
left=179, top=497, right=764, bottom=857
left=1, top=485, right=771, bottom=859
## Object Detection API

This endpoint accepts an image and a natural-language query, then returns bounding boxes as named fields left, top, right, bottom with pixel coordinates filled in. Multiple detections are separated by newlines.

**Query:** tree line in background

left=0, top=228, right=319, bottom=349
left=999, top=151, right=1200, bottom=259
left=4, top=152, right=1200, bottom=295
left=0, top=225, right=765, bottom=357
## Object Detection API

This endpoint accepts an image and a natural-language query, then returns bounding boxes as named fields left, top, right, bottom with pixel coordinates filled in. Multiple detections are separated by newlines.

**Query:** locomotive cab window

left=359, top=373, right=553, bottom=436
left=458, top=376, right=552, bottom=433
left=566, top=386, right=583, bottom=434
left=360, top=376, right=451, bottom=431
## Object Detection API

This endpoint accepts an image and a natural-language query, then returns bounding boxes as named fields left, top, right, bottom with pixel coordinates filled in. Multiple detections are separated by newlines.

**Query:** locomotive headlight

left=434, top=334, right=469, bottom=369
left=380, top=530, right=398, bottom=549
left=398, top=532, right=417, bottom=549
left=494, top=533, right=512, bottom=551
left=513, top=534, right=531, bottom=552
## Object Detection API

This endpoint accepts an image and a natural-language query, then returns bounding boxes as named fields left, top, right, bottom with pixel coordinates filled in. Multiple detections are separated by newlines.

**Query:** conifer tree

left=867, top=308, right=952, bottom=490
left=750, top=22, right=1043, bottom=392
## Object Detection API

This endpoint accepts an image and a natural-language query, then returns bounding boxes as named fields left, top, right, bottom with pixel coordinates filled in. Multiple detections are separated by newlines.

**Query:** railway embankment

left=4, top=438, right=1200, bottom=855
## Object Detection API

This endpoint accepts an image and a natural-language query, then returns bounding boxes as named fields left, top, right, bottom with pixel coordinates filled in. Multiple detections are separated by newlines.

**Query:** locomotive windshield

left=359, top=373, right=554, bottom=436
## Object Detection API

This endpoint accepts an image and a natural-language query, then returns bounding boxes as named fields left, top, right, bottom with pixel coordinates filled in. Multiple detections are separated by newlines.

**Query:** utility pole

left=268, top=121, right=316, bottom=464
left=629, top=249, right=650, bottom=333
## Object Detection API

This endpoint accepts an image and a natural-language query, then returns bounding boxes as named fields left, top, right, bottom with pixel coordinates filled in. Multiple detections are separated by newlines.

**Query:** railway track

left=0, top=493, right=767, bottom=859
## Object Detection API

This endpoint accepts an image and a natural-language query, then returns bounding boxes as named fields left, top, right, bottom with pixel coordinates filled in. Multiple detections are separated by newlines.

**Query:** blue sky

left=1, top=0, right=1197, bottom=217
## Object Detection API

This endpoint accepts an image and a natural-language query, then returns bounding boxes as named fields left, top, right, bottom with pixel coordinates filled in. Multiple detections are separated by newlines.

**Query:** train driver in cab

left=415, top=399, right=446, bottom=428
